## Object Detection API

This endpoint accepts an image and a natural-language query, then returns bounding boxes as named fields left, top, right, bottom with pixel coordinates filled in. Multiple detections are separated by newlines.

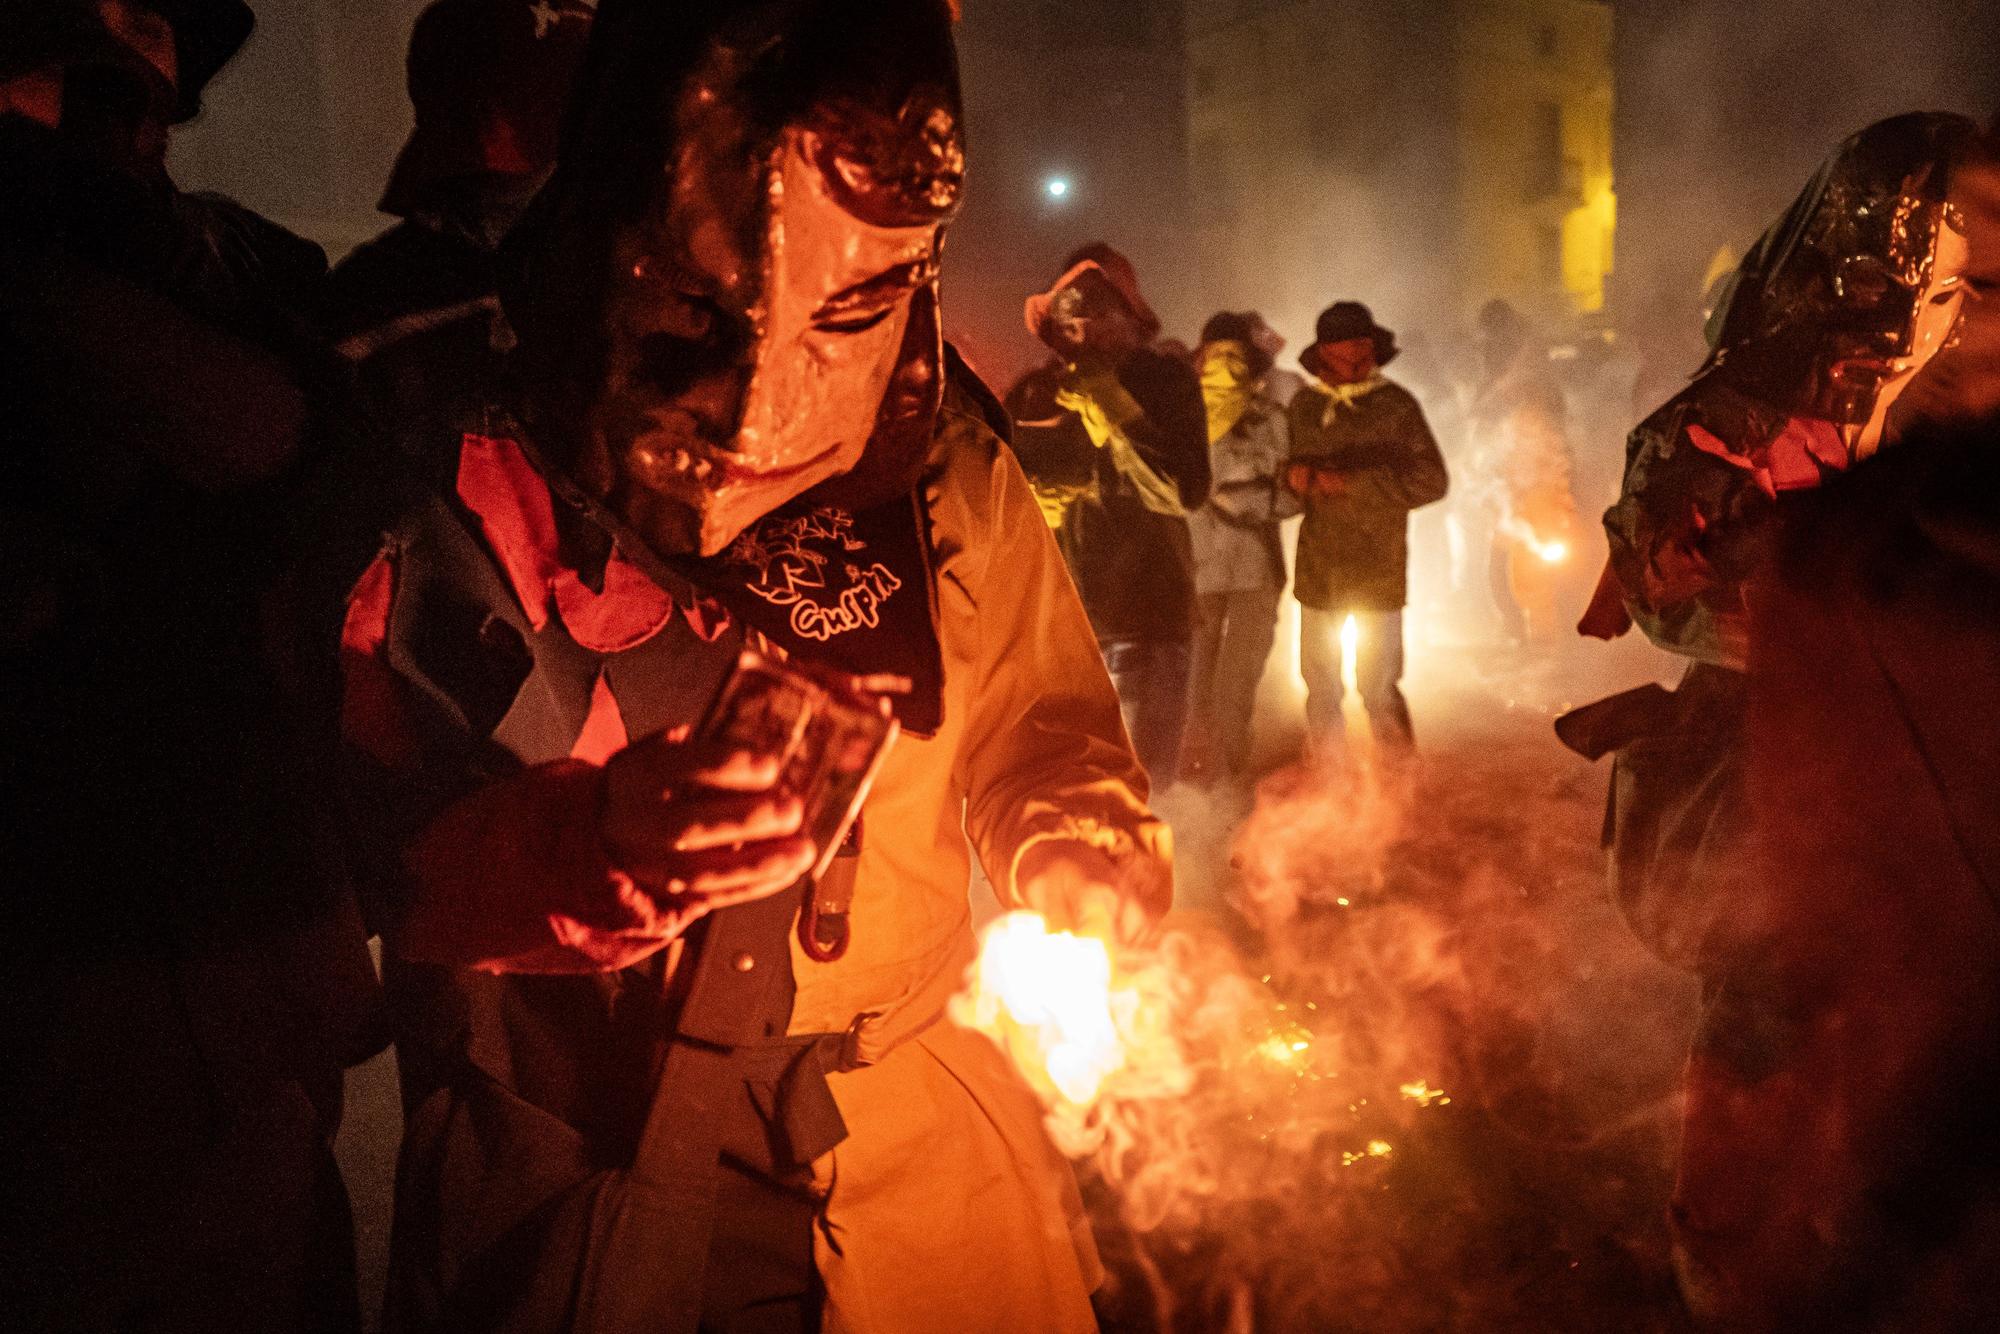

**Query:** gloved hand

left=1285, top=462, right=1348, bottom=498
left=1055, top=368, right=1146, bottom=445
left=1310, top=468, right=1350, bottom=499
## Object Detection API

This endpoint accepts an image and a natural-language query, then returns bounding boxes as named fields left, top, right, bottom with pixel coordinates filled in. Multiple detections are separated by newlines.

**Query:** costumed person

left=0, top=3, right=386, bottom=1329
left=326, top=0, right=595, bottom=461
left=1005, top=244, right=1211, bottom=789
left=1284, top=301, right=1449, bottom=759
left=1466, top=298, right=1581, bottom=642
left=1182, top=310, right=1298, bottom=785
left=1556, top=112, right=1980, bottom=1330
left=335, top=3, right=1171, bottom=1331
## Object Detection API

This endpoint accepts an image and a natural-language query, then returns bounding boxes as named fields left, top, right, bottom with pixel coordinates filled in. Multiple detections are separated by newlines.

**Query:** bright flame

left=1399, top=1079, right=1452, bottom=1108
left=1500, top=514, right=1570, bottom=565
left=954, top=912, right=1124, bottom=1104
left=951, top=912, right=1194, bottom=1154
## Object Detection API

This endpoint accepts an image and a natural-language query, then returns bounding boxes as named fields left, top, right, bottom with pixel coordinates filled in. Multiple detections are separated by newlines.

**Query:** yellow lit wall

left=1451, top=0, right=1616, bottom=317
left=1183, top=0, right=1616, bottom=340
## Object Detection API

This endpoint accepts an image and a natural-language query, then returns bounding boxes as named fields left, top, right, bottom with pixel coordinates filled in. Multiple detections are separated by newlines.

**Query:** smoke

left=961, top=669, right=1703, bottom=1331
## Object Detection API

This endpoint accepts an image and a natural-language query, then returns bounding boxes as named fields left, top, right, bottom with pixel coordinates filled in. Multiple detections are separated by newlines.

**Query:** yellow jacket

left=791, top=398, right=1170, bottom=1331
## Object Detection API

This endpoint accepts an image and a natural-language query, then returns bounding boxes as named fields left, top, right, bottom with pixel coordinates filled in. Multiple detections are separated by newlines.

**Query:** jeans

left=1298, top=606, right=1414, bottom=752
left=1102, top=637, right=1193, bottom=789
left=1191, top=588, right=1282, bottom=776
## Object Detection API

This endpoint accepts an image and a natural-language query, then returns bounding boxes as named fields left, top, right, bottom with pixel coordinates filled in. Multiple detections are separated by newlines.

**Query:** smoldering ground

left=1001, top=646, right=1706, bottom=1334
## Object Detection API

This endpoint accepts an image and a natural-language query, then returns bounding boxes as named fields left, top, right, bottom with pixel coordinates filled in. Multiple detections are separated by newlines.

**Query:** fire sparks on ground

left=953, top=662, right=1700, bottom=1332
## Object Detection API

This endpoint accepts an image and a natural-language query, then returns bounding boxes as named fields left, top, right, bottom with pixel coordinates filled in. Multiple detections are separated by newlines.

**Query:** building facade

left=1183, top=0, right=1615, bottom=357
left=948, top=0, right=1194, bottom=384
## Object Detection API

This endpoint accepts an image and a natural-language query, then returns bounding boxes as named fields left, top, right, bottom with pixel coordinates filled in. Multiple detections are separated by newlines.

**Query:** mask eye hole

left=627, top=253, right=729, bottom=344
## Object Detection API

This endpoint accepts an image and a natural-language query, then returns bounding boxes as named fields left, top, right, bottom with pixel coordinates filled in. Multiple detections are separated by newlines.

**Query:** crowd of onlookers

left=1003, top=245, right=1613, bottom=790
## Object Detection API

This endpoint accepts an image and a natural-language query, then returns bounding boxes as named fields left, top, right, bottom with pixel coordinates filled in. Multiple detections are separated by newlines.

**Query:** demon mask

left=504, top=0, right=965, bottom=558
left=1708, top=112, right=1977, bottom=461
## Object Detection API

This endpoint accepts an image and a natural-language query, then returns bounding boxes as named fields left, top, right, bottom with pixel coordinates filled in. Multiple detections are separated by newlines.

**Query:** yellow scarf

left=1312, top=373, right=1387, bottom=427
left=1200, top=341, right=1257, bottom=444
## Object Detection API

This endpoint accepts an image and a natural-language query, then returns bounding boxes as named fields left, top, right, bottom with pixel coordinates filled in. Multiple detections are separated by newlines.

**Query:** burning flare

left=951, top=911, right=1191, bottom=1153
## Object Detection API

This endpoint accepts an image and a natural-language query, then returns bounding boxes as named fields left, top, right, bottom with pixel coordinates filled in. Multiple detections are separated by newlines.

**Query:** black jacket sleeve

left=1115, top=349, right=1212, bottom=512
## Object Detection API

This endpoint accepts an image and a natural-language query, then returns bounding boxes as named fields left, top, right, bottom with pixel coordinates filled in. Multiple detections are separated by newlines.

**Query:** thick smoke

left=963, top=672, right=1704, bottom=1331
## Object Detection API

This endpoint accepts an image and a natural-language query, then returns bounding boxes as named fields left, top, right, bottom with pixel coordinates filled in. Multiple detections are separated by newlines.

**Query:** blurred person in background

left=1182, top=311, right=1299, bottom=786
left=326, top=0, right=595, bottom=466
left=1466, top=298, right=1582, bottom=643
left=0, top=2, right=385, bottom=1328
left=1559, top=112, right=1982, bottom=1331
left=1283, top=301, right=1449, bottom=761
left=1007, top=244, right=1211, bottom=788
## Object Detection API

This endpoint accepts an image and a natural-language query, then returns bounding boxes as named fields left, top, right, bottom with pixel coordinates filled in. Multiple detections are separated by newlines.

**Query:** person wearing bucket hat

left=2, top=4, right=387, bottom=1330
left=1007, top=244, right=1210, bottom=787
left=1285, top=300, right=1449, bottom=759
left=1183, top=310, right=1299, bottom=783
left=327, top=0, right=596, bottom=478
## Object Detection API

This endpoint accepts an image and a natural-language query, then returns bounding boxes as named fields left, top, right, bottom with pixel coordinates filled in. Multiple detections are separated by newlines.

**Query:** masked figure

left=1005, top=244, right=1211, bottom=789
left=335, top=4, right=1168, bottom=1330
left=326, top=0, right=596, bottom=465
left=1560, top=113, right=1982, bottom=1331
left=1715, top=130, right=2000, bottom=1332
left=1466, top=299, right=1582, bottom=643
left=1183, top=311, right=1299, bottom=783
left=1603, top=112, right=1976, bottom=670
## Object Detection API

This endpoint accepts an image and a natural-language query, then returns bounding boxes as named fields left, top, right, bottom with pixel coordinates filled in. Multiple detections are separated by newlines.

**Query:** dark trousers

left=1102, top=637, right=1193, bottom=789
left=1191, top=588, right=1282, bottom=776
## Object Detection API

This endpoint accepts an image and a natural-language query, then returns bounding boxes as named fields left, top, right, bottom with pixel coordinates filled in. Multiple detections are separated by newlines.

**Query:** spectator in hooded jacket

left=1184, top=310, right=1299, bottom=784
left=1284, top=301, right=1449, bottom=759
left=1006, top=244, right=1211, bottom=788
left=325, top=0, right=595, bottom=477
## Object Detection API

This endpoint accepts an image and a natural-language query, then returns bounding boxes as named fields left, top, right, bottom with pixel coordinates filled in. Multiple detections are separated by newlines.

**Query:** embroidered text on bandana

left=689, top=492, right=946, bottom=736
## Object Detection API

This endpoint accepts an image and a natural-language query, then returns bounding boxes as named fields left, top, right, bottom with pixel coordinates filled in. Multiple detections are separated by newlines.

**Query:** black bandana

left=685, top=490, right=945, bottom=736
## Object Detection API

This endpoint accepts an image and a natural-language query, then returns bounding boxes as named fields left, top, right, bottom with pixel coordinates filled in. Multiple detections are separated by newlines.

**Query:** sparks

left=1399, top=1079, right=1452, bottom=1108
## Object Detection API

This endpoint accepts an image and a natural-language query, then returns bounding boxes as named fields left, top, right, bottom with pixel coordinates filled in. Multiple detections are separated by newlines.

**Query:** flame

left=953, top=912, right=1125, bottom=1104
left=1500, top=514, right=1571, bottom=565
left=951, top=911, right=1194, bottom=1154
left=1399, top=1079, right=1452, bottom=1108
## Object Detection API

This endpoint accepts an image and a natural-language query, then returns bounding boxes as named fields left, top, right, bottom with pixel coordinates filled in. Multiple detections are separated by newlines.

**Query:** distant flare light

left=1044, top=175, right=1072, bottom=200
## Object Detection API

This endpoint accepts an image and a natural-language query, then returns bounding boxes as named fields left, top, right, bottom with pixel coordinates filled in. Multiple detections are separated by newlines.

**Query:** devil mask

left=503, top=0, right=965, bottom=557
left=1707, top=112, right=1976, bottom=461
